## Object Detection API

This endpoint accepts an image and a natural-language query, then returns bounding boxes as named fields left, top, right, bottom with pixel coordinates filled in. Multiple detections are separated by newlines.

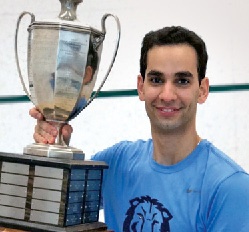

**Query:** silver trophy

left=15, top=0, right=121, bottom=159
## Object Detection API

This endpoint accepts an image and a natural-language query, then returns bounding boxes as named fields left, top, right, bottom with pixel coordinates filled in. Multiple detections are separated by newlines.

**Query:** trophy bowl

left=15, top=0, right=121, bottom=159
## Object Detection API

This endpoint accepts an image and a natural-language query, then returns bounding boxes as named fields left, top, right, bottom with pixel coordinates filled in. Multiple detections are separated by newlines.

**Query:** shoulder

left=91, top=139, right=152, bottom=164
left=197, top=141, right=249, bottom=229
left=219, top=171, right=249, bottom=193
left=198, top=140, right=247, bottom=202
left=201, top=140, right=245, bottom=176
left=205, top=172, right=249, bottom=231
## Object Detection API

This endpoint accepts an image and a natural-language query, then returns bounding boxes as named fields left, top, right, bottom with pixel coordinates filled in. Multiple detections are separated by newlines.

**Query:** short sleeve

left=207, top=172, right=249, bottom=231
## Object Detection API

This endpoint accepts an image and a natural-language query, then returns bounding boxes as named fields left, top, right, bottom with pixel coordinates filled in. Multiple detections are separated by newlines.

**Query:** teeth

left=162, top=109, right=174, bottom=112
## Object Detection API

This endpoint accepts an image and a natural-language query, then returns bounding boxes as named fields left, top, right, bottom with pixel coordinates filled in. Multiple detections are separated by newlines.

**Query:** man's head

left=140, top=26, right=208, bottom=84
left=137, top=26, right=209, bottom=135
left=83, top=42, right=99, bottom=85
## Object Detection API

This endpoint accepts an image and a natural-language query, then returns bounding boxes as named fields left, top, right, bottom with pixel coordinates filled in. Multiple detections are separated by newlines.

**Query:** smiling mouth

left=159, top=107, right=180, bottom=112
left=161, top=108, right=176, bottom=112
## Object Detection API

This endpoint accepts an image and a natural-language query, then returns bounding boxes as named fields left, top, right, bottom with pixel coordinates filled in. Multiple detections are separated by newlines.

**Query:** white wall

left=1, top=0, right=249, bottom=172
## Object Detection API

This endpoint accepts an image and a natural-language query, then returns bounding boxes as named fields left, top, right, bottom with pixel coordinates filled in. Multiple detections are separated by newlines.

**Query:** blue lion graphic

left=123, top=195, right=173, bottom=232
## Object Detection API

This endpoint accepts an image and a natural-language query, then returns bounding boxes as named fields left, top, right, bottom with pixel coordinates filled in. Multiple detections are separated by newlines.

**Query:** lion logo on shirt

left=123, top=195, right=173, bottom=232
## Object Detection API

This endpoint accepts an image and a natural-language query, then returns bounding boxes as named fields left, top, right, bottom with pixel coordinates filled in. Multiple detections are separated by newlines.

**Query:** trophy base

left=24, top=143, right=85, bottom=160
left=0, top=152, right=108, bottom=231
left=0, top=218, right=107, bottom=231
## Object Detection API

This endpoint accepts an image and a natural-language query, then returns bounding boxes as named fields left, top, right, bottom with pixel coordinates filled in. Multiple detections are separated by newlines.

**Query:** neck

left=151, top=128, right=201, bottom=165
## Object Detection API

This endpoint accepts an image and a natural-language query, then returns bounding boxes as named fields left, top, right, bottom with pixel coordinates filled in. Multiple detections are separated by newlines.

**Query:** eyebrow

left=175, top=71, right=193, bottom=78
left=147, top=70, right=193, bottom=78
left=147, top=70, right=164, bottom=77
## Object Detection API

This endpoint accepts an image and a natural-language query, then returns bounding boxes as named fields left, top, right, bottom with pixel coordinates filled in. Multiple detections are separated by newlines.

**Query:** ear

left=137, top=74, right=145, bottom=101
left=198, top=77, right=209, bottom=104
left=83, top=66, right=93, bottom=85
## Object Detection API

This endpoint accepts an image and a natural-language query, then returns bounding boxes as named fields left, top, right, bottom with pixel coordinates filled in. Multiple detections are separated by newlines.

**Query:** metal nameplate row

left=86, top=180, right=101, bottom=191
left=69, top=180, right=85, bottom=191
left=0, top=183, right=27, bottom=197
left=70, top=169, right=86, bottom=180
left=87, top=170, right=102, bottom=180
left=69, top=169, right=102, bottom=180
left=33, top=177, right=63, bottom=191
left=0, top=205, right=25, bottom=220
left=0, top=161, right=29, bottom=220
left=2, top=162, right=29, bottom=175
left=84, top=201, right=99, bottom=212
left=1, top=173, right=28, bottom=186
left=85, top=190, right=100, bottom=202
left=0, top=195, right=26, bottom=208
left=35, top=165, right=64, bottom=179
left=32, top=188, right=62, bottom=202
left=31, top=199, right=60, bottom=213
left=65, top=211, right=99, bottom=226
left=30, top=210, right=59, bottom=225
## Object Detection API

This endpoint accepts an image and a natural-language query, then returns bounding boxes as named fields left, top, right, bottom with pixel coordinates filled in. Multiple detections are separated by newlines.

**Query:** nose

left=159, top=82, right=177, bottom=102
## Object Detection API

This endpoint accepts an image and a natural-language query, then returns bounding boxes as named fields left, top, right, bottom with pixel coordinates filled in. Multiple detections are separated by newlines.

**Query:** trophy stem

left=24, top=120, right=85, bottom=159
left=59, top=0, right=83, bottom=21
left=50, top=121, right=67, bottom=146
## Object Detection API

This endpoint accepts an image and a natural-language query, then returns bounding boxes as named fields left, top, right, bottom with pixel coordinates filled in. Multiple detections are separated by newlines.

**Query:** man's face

left=137, top=44, right=209, bottom=134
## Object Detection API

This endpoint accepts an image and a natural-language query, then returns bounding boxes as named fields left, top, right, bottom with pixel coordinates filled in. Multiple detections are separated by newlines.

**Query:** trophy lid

left=29, top=21, right=104, bottom=36
left=28, top=0, right=104, bottom=36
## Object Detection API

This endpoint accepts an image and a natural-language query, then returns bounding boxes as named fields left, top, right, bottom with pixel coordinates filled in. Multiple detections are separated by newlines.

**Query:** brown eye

left=150, top=77, right=163, bottom=84
left=177, top=78, right=190, bottom=85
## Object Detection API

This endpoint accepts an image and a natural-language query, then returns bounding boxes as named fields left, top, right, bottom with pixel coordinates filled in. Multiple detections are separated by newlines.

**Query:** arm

left=207, top=172, right=249, bottom=231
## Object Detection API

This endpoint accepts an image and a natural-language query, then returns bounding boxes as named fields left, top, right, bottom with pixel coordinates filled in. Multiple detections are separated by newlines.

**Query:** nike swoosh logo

left=186, top=189, right=200, bottom=193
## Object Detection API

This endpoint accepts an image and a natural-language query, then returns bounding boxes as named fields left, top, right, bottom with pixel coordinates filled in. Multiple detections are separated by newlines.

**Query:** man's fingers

left=62, top=124, right=73, bottom=145
left=30, top=107, right=73, bottom=145
left=29, top=107, right=44, bottom=120
left=34, top=121, right=58, bottom=144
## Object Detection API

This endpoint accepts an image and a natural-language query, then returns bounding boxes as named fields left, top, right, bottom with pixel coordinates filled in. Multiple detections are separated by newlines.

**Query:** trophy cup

left=0, top=0, right=120, bottom=231
left=15, top=0, right=121, bottom=160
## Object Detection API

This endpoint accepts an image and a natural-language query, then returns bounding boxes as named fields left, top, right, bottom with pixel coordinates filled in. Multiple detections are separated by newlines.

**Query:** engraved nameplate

left=85, top=201, right=99, bottom=212
left=70, top=169, right=86, bottom=180
left=31, top=199, right=60, bottom=213
left=0, top=183, right=27, bottom=197
left=0, top=195, right=26, bottom=208
left=35, top=166, right=63, bottom=179
left=33, top=177, right=63, bottom=190
left=66, top=213, right=82, bottom=226
left=33, top=188, right=61, bottom=202
left=83, top=211, right=98, bottom=223
left=85, top=190, right=100, bottom=201
left=88, top=170, right=101, bottom=179
left=67, top=203, right=83, bottom=214
left=2, top=162, right=29, bottom=175
left=1, top=173, right=28, bottom=186
left=69, top=180, right=85, bottom=191
left=0, top=205, right=25, bottom=219
left=68, top=192, right=84, bottom=203
left=86, top=180, right=101, bottom=191
left=30, top=210, right=59, bottom=225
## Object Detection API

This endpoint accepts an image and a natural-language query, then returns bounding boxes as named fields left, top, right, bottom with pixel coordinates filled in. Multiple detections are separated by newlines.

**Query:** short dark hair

left=140, top=26, right=208, bottom=84
left=87, top=41, right=99, bottom=75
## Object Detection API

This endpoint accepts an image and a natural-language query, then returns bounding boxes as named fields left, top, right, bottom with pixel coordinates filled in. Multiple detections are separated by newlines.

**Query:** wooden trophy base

left=0, top=152, right=109, bottom=232
left=0, top=218, right=107, bottom=231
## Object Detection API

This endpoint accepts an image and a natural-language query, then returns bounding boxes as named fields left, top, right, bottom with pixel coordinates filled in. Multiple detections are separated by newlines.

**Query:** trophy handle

left=85, top=14, right=121, bottom=107
left=15, top=11, right=35, bottom=103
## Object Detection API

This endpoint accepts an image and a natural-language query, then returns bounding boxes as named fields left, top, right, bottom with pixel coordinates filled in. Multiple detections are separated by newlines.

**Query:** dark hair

left=86, top=41, right=99, bottom=75
left=140, top=26, right=208, bottom=84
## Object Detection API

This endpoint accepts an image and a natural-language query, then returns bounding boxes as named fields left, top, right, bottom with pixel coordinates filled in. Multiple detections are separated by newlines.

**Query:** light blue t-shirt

left=92, top=139, right=249, bottom=232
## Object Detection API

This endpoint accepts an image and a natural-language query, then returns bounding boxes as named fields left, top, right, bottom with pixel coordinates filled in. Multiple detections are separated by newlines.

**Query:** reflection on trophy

left=0, top=0, right=120, bottom=231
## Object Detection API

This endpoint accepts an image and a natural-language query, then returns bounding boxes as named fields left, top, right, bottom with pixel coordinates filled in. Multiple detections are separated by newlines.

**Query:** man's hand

left=29, top=107, right=73, bottom=145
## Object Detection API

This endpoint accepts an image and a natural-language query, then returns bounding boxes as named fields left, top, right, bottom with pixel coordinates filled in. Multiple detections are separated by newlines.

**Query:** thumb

left=62, top=124, right=73, bottom=145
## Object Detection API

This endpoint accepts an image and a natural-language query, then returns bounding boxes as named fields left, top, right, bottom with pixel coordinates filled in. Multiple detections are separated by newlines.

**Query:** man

left=30, top=26, right=249, bottom=231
